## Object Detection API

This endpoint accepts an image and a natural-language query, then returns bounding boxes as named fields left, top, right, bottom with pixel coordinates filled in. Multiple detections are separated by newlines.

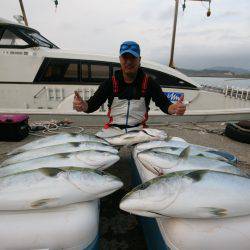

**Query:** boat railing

left=33, top=86, right=47, bottom=99
left=46, top=87, right=65, bottom=101
left=201, top=84, right=250, bottom=101
left=76, top=87, right=106, bottom=112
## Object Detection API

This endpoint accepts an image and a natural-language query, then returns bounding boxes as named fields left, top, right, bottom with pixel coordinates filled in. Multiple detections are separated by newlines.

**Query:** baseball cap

left=119, top=41, right=140, bottom=58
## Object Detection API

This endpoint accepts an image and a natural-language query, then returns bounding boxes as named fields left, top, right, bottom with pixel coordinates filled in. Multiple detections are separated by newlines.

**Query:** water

left=192, top=77, right=250, bottom=89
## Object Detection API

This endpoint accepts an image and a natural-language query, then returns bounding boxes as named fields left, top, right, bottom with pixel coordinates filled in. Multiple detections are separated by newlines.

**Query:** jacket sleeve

left=85, top=80, right=112, bottom=113
left=149, top=78, right=173, bottom=114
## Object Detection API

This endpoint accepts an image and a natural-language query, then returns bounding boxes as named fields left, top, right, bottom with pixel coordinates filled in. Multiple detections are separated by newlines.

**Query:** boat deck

left=0, top=121, right=249, bottom=249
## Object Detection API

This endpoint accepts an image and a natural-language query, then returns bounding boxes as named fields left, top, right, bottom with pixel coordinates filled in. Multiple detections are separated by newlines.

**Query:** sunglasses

left=120, top=44, right=139, bottom=52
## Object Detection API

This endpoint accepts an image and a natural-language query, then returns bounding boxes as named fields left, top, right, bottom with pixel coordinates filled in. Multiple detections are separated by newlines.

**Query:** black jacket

left=86, top=68, right=172, bottom=113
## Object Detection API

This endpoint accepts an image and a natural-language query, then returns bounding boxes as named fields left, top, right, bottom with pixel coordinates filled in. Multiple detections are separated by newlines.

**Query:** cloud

left=0, top=0, right=249, bottom=69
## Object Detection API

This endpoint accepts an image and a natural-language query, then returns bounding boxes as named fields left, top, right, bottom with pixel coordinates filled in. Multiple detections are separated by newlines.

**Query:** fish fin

left=39, top=168, right=63, bottom=177
left=147, top=210, right=166, bottom=217
left=204, top=207, right=227, bottom=217
left=69, top=142, right=81, bottom=147
left=142, top=130, right=153, bottom=137
left=59, top=153, right=71, bottom=159
left=169, top=147, right=179, bottom=151
left=30, top=198, right=58, bottom=208
left=179, top=146, right=190, bottom=160
left=69, top=132, right=78, bottom=136
left=196, top=153, right=206, bottom=157
left=186, top=170, right=207, bottom=182
left=7, top=149, right=22, bottom=156
left=164, top=136, right=173, bottom=142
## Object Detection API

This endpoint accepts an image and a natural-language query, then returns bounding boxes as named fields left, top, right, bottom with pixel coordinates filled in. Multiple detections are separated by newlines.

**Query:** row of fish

left=0, top=128, right=170, bottom=211
left=0, top=132, right=123, bottom=210
left=119, top=137, right=250, bottom=219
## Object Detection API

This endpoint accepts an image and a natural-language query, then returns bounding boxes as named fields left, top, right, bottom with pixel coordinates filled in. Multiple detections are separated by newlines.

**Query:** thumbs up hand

left=73, top=91, right=88, bottom=112
left=168, top=95, right=186, bottom=115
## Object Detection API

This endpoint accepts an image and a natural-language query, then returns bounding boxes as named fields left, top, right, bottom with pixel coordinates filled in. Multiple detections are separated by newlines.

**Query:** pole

left=169, top=0, right=179, bottom=69
left=19, top=0, right=28, bottom=26
left=168, top=0, right=211, bottom=68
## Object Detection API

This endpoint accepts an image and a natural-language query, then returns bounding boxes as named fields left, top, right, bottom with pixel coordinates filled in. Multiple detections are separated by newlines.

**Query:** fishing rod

left=169, top=0, right=212, bottom=69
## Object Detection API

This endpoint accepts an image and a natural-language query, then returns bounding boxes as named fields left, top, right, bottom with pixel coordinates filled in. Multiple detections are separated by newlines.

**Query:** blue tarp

left=129, top=155, right=170, bottom=250
left=84, top=234, right=99, bottom=250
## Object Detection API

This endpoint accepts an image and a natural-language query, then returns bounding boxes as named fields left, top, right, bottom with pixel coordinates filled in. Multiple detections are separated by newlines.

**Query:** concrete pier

left=0, top=121, right=249, bottom=249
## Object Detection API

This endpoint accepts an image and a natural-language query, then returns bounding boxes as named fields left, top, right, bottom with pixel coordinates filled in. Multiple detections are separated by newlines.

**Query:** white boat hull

left=0, top=83, right=249, bottom=123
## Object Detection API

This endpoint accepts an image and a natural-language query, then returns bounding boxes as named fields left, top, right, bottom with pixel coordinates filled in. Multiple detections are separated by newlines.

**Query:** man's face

left=119, top=53, right=141, bottom=76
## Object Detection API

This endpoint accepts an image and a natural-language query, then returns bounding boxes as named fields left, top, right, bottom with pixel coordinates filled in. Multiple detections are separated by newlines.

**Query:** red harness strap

left=141, top=74, right=149, bottom=128
left=104, top=74, right=149, bottom=129
left=141, top=74, right=149, bottom=97
left=104, top=76, right=119, bottom=128
left=112, top=75, right=119, bottom=95
left=104, top=108, right=113, bottom=129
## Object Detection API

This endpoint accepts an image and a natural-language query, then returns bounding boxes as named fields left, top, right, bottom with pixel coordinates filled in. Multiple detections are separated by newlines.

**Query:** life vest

left=104, top=74, right=149, bottom=129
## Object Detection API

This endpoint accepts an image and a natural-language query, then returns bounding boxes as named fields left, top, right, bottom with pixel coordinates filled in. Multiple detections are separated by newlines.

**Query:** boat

left=0, top=18, right=250, bottom=123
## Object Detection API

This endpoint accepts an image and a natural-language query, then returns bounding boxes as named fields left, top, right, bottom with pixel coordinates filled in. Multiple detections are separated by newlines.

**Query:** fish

left=1, top=142, right=118, bottom=166
left=135, top=139, right=230, bottom=162
left=8, top=133, right=109, bottom=155
left=0, top=167, right=123, bottom=210
left=137, top=147, right=240, bottom=176
left=101, top=128, right=168, bottom=146
left=134, top=138, right=189, bottom=152
left=0, top=151, right=120, bottom=177
left=119, top=170, right=250, bottom=219
left=146, top=147, right=228, bottom=161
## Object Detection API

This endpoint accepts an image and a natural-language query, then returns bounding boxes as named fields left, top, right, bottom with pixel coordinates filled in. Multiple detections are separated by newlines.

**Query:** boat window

left=18, top=28, right=56, bottom=48
left=41, top=60, right=79, bottom=82
left=142, top=67, right=197, bottom=89
left=82, top=63, right=89, bottom=79
left=0, top=29, right=28, bottom=46
left=112, top=65, right=121, bottom=75
left=0, top=28, right=4, bottom=40
left=64, top=63, right=78, bottom=79
left=91, top=64, right=109, bottom=79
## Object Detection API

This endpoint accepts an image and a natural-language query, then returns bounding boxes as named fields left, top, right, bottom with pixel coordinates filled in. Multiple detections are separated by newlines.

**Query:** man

left=73, top=41, right=186, bottom=130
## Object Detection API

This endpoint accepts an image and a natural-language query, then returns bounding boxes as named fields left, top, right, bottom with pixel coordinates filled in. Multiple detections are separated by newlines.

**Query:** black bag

left=0, top=114, right=30, bottom=141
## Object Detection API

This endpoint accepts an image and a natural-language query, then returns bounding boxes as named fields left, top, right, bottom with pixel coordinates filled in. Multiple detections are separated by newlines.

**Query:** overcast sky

left=1, top=0, right=250, bottom=70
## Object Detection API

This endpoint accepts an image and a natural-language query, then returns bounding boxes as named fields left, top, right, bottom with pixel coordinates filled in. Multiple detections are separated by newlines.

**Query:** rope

left=29, top=119, right=84, bottom=137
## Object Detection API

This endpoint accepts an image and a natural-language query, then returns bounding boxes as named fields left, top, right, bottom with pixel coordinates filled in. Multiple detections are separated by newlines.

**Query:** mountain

left=178, top=67, right=250, bottom=78
left=204, top=67, right=250, bottom=74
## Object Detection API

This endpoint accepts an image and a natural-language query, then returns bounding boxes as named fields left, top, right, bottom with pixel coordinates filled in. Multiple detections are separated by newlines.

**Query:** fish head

left=64, top=168, right=123, bottom=199
left=97, top=152, right=120, bottom=169
left=119, top=172, right=183, bottom=217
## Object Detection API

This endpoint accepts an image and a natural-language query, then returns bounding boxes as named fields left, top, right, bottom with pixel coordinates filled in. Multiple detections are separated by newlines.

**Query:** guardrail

left=201, top=85, right=250, bottom=100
